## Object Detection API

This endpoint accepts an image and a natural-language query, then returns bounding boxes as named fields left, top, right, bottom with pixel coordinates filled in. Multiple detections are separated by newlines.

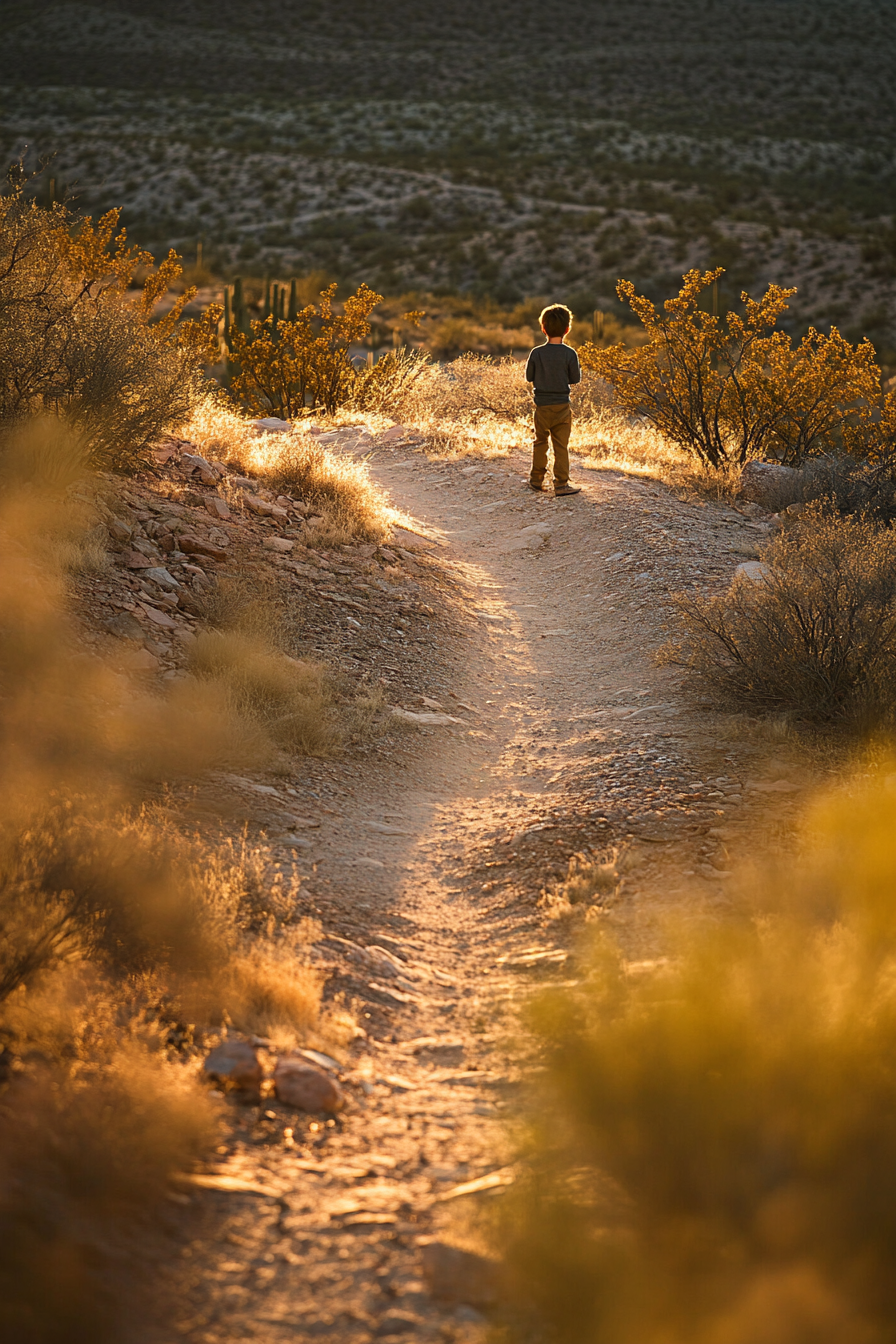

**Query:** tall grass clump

left=505, top=766, right=896, bottom=1344
left=0, top=162, right=219, bottom=472
left=188, top=630, right=343, bottom=756
left=669, top=508, right=896, bottom=727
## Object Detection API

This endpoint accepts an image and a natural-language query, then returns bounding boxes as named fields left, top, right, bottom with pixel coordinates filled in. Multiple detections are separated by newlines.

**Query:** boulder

left=733, top=561, right=773, bottom=587
left=103, top=611, right=145, bottom=641
left=204, top=1038, right=263, bottom=1092
left=739, top=461, right=801, bottom=509
left=263, top=537, right=295, bottom=553
left=204, top=496, right=231, bottom=520
left=179, top=535, right=228, bottom=562
left=142, top=566, right=181, bottom=591
left=273, top=1058, right=344, bottom=1112
left=420, top=1240, right=500, bottom=1307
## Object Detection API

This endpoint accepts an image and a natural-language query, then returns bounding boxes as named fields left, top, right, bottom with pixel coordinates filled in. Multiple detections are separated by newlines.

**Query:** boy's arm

left=525, top=350, right=536, bottom=383
left=568, top=348, right=582, bottom=385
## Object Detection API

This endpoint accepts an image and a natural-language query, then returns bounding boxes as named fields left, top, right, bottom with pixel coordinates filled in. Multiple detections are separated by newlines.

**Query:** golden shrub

left=581, top=268, right=886, bottom=469
left=228, top=280, right=382, bottom=416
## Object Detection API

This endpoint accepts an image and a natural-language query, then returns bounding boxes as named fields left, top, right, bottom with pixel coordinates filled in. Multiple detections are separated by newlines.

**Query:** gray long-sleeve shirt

left=525, top=342, right=581, bottom=405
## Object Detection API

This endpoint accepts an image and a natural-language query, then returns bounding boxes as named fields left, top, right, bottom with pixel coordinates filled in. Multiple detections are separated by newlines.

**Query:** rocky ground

left=77, top=424, right=819, bottom=1343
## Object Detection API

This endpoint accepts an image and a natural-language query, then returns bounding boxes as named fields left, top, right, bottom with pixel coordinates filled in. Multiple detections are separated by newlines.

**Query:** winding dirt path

left=158, top=437, right=809, bottom=1344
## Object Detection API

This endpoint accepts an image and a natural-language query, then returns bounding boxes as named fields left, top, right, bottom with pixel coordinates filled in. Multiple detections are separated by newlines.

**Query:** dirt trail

left=160, top=438, right=808, bottom=1344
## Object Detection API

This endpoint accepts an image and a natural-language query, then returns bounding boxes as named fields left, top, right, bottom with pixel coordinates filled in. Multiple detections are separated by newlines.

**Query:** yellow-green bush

left=505, top=767, right=896, bottom=1344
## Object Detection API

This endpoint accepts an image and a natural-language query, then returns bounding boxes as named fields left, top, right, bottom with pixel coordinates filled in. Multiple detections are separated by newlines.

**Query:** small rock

left=204, top=1038, right=263, bottom=1092
left=107, top=518, right=133, bottom=542
left=182, top=451, right=219, bottom=481
left=204, top=496, right=231, bottom=520
left=244, top=494, right=289, bottom=521
left=733, top=561, right=773, bottom=586
left=273, top=1059, right=345, bottom=1113
left=143, top=565, right=181, bottom=591
left=103, top=611, right=145, bottom=641
left=254, top=417, right=291, bottom=433
left=179, top=535, right=228, bottom=562
left=123, top=549, right=156, bottom=569
left=392, top=708, right=463, bottom=726
left=739, top=460, right=800, bottom=509
left=420, top=1241, right=500, bottom=1307
left=415, top=1040, right=465, bottom=1066
left=139, top=603, right=179, bottom=630
left=374, top=1311, right=420, bottom=1337
left=263, top=536, right=295, bottom=553
left=380, top=425, right=407, bottom=443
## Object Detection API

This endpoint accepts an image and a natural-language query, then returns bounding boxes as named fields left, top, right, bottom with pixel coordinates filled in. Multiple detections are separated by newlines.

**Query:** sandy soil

left=128, top=432, right=815, bottom=1344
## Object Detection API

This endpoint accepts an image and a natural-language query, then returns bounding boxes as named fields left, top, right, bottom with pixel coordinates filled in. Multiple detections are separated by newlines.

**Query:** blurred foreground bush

left=506, top=767, right=896, bottom=1344
left=0, top=428, right=329, bottom=1341
left=0, top=161, right=219, bottom=472
left=669, top=508, right=896, bottom=728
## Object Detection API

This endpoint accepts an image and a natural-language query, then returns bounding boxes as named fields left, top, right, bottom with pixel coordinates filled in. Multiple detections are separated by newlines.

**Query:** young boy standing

left=524, top=304, right=582, bottom=496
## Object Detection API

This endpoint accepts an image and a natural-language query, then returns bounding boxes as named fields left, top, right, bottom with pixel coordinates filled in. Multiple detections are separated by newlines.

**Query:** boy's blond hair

left=539, top=304, right=573, bottom=338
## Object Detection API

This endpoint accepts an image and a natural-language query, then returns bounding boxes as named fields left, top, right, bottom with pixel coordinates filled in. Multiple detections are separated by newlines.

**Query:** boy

left=524, top=303, right=582, bottom=496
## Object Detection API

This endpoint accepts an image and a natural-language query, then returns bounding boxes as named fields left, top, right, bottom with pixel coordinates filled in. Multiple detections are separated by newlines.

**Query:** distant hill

left=1, top=0, right=894, bottom=359
left=2, top=0, right=894, bottom=144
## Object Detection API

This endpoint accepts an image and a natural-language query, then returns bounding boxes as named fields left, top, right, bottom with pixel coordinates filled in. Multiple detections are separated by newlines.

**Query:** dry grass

left=0, top=1045, right=219, bottom=1344
left=504, top=763, right=896, bottom=1344
left=541, top=850, right=620, bottom=920
left=363, top=356, right=741, bottom=497
left=180, top=400, right=392, bottom=545
left=188, top=630, right=343, bottom=757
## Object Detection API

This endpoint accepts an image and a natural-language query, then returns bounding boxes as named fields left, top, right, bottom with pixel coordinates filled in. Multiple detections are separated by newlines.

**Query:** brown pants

left=531, top=403, right=572, bottom=487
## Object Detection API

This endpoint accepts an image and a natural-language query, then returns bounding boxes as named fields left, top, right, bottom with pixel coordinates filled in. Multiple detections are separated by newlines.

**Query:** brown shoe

left=527, top=479, right=547, bottom=492
left=554, top=483, right=582, bottom=496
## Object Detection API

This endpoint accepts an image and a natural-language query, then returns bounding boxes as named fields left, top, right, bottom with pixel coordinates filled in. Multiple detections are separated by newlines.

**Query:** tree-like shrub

left=667, top=508, right=896, bottom=726
left=0, top=162, right=220, bottom=472
left=580, top=268, right=888, bottom=469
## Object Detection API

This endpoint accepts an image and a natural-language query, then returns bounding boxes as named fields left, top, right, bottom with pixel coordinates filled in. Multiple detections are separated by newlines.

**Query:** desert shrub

left=581, top=267, right=886, bottom=468
left=438, top=353, right=531, bottom=420
left=227, top=280, right=383, bottom=416
left=669, top=508, right=896, bottom=726
left=504, top=767, right=896, bottom=1344
left=794, top=455, right=896, bottom=524
left=0, top=445, right=333, bottom=1340
left=0, top=164, right=219, bottom=472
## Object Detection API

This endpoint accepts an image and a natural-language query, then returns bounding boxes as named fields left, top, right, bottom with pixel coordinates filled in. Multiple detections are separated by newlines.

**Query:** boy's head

left=539, top=303, right=572, bottom=339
